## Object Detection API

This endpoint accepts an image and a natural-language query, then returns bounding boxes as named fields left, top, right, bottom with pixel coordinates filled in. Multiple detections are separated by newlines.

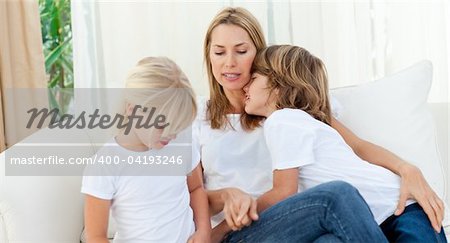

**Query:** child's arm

left=187, top=164, right=212, bottom=243
left=84, top=194, right=111, bottom=243
left=257, top=168, right=299, bottom=213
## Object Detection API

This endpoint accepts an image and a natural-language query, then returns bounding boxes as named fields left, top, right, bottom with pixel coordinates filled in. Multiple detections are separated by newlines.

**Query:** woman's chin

left=221, top=81, right=248, bottom=92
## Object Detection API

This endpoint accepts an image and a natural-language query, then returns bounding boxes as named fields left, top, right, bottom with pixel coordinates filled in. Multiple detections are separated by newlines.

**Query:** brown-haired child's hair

left=252, top=45, right=332, bottom=125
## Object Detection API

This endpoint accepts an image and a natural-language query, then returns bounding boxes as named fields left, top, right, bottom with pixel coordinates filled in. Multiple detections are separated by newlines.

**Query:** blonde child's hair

left=123, top=57, right=197, bottom=137
left=252, top=45, right=332, bottom=125
left=204, top=7, right=266, bottom=131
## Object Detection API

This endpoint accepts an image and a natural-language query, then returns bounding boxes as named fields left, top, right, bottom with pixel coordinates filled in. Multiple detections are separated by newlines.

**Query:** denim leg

left=380, top=203, right=447, bottom=243
left=314, top=234, right=343, bottom=243
left=222, top=181, right=387, bottom=243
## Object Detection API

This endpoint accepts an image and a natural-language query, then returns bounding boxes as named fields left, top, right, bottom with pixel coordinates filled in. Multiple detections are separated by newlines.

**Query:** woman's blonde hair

left=204, top=7, right=266, bottom=131
left=252, top=45, right=332, bottom=125
left=123, top=57, right=197, bottom=137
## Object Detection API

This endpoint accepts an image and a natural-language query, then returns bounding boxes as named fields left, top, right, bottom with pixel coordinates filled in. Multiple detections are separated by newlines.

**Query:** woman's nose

left=225, top=54, right=236, bottom=68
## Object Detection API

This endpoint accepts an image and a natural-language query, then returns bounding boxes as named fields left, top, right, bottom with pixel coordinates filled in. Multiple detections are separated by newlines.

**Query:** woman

left=197, top=7, right=444, bottom=242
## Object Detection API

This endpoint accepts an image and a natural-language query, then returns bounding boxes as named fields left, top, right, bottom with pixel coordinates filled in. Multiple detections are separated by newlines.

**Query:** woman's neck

left=223, top=88, right=245, bottom=114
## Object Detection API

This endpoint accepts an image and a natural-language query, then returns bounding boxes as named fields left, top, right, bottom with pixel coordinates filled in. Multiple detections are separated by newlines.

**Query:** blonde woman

left=198, top=7, right=444, bottom=242
left=243, top=44, right=447, bottom=242
left=82, top=57, right=211, bottom=242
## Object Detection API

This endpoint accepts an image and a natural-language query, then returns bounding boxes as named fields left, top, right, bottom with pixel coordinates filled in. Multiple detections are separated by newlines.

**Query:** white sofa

left=0, top=60, right=449, bottom=242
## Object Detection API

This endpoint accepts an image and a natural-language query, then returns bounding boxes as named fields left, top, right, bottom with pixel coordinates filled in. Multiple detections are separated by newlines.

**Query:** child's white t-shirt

left=81, top=134, right=200, bottom=242
left=264, top=108, right=414, bottom=224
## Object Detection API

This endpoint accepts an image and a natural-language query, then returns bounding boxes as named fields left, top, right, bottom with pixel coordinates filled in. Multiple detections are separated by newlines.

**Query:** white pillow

left=331, top=60, right=450, bottom=236
left=330, top=60, right=445, bottom=199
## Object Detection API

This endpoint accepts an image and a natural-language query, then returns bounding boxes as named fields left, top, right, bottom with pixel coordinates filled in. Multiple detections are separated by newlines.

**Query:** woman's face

left=209, top=24, right=257, bottom=92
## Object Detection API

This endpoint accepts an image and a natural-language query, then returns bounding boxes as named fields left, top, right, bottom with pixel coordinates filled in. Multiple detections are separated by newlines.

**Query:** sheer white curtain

left=267, top=1, right=449, bottom=102
left=72, top=0, right=232, bottom=96
left=72, top=0, right=449, bottom=102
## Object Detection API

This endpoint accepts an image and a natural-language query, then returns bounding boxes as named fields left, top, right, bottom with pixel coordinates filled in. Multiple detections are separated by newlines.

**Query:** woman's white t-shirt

left=195, top=99, right=271, bottom=226
left=263, top=108, right=413, bottom=224
left=81, top=135, right=200, bottom=242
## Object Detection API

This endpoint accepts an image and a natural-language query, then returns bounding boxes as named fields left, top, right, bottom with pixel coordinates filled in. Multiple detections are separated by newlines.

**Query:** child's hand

left=187, top=229, right=211, bottom=243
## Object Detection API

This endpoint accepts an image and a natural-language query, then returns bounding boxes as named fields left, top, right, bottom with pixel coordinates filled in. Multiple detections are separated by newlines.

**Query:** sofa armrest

left=0, top=127, right=97, bottom=242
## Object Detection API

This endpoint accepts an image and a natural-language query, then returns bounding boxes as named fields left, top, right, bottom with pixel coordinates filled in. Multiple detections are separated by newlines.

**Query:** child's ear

left=274, top=88, right=280, bottom=95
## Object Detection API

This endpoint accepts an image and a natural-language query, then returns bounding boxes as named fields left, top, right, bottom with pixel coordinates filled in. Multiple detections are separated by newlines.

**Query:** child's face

left=135, top=127, right=176, bottom=150
left=126, top=104, right=177, bottom=150
left=243, top=73, right=277, bottom=117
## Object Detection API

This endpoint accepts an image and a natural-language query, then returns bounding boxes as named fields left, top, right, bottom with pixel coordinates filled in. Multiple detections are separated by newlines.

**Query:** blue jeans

left=380, top=203, right=447, bottom=243
left=222, top=181, right=387, bottom=243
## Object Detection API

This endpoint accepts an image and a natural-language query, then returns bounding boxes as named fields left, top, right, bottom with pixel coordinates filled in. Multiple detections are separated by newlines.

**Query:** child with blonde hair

left=82, top=57, right=211, bottom=242
left=243, top=45, right=446, bottom=242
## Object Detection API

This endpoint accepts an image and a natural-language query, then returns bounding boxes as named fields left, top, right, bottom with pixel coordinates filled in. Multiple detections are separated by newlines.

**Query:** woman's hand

left=222, top=188, right=259, bottom=231
left=396, top=163, right=445, bottom=232
left=187, top=229, right=211, bottom=243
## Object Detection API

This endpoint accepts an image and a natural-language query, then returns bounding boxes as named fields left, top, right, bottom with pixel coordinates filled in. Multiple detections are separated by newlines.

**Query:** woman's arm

left=331, top=117, right=444, bottom=232
left=207, top=188, right=232, bottom=216
left=187, top=165, right=212, bottom=242
left=84, top=195, right=110, bottom=243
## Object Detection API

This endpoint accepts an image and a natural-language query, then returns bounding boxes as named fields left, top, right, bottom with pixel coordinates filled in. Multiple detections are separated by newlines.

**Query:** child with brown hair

left=244, top=45, right=446, bottom=242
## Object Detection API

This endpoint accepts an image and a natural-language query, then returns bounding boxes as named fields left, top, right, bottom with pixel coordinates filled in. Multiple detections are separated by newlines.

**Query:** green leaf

left=47, top=87, right=63, bottom=117
left=60, top=56, right=73, bottom=75
left=47, top=73, right=60, bottom=88
left=49, top=5, right=60, bottom=40
left=45, top=39, right=70, bottom=71
left=40, top=0, right=73, bottom=118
